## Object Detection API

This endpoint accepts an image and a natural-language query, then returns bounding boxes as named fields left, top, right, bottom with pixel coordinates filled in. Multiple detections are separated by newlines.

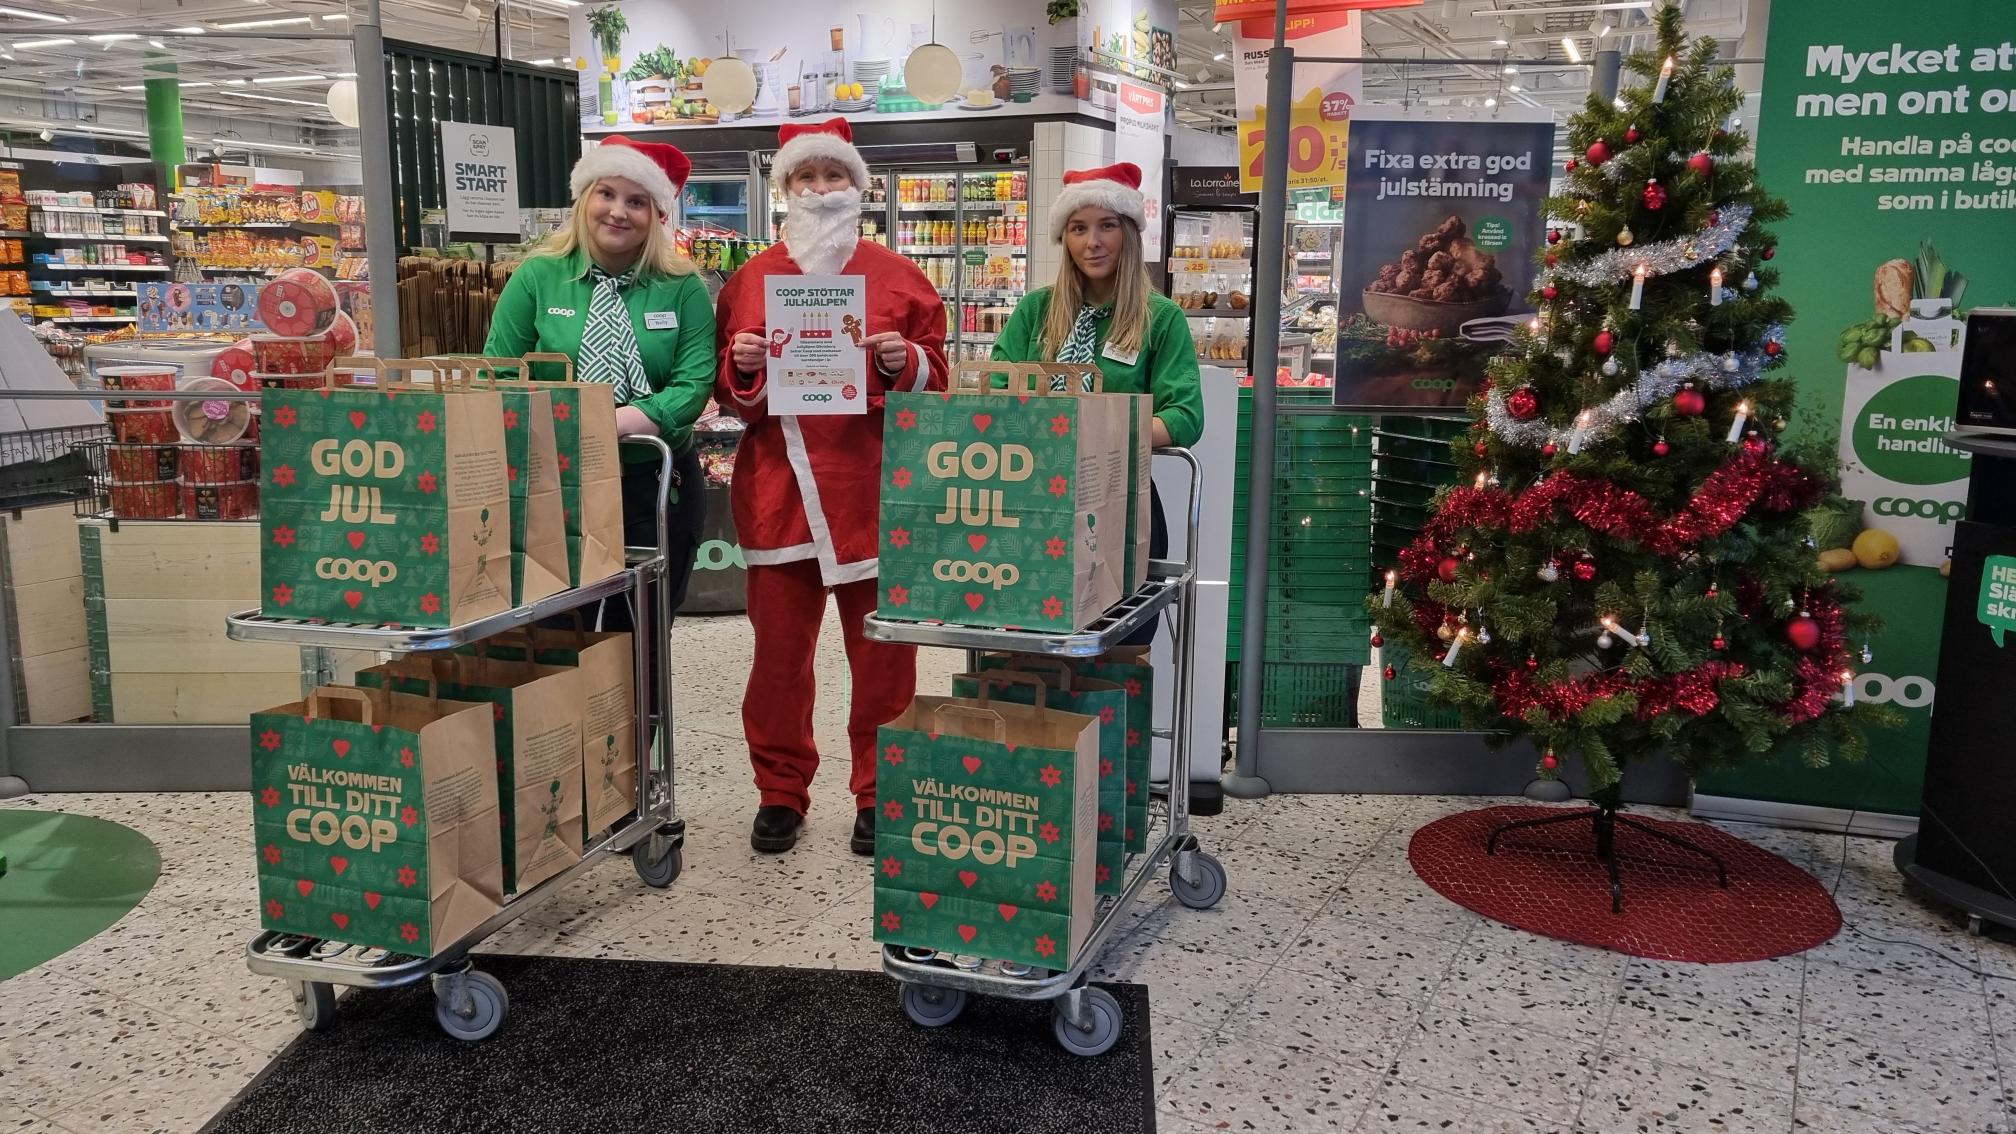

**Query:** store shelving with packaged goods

left=167, top=186, right=366, bottom=283
left=4, top=174, right=167, bottom=328
left=1170, top=206, right=1256, bottom=373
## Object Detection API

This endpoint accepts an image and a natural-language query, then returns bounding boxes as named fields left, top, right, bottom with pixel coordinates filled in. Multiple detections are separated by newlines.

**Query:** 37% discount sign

left=1238, top=86, right=1353, bottom=191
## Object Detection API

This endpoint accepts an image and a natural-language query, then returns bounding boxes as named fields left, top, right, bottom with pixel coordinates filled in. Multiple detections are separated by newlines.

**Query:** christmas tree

left=1368, top=3, right=1892, bottom=792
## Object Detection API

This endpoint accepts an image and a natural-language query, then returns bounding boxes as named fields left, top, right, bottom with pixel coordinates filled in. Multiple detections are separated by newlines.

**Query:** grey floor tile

left=1226, top=966, right=1424, bottom=1073
left=1437, top=934, right=1625, bottom=1044
left=1275, top=914, right=1466, bottom=1002
left=1573, top=1052, right=1794, bottom=1133
left=1161, top=1035, right=1381, bottom=1132
left=1351, top=1077, right=1480, bottom=1131
left=40, top=1039, right=266, bottom=1134
left=1796, top=1021, right=2009, bottom=1133
left=1384, top=1006, right=1598, bottom=1124
left=1601, top=960, right=1803, bottom=1089
left=1091, top=944, right=1271, bottom=1032
left=1801, top=967, right=1992, bottom=1060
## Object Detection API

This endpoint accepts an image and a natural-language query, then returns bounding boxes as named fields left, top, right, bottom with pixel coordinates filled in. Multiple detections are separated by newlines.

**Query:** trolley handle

left=618, top=433, right=677, bottom=568
left=1150, top=445, right=1203, bottom=579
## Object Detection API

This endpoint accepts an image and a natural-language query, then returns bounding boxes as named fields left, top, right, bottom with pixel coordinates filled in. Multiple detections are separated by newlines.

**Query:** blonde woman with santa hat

left=715, top=117, right=948, bottom=857
left=486, top=136, right=715, bottom=662
left=993, top=161, right=1204, bottom=643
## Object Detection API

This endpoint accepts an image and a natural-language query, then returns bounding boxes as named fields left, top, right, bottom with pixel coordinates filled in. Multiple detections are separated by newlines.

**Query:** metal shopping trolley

left=862, top=448, right=1228, bottom=1057
left=227, top=435, right=685, bottom=1041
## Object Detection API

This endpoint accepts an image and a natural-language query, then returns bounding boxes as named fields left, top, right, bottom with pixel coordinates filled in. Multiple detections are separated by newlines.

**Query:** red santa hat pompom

left=1050, top=162, right=1146, bottom=242
left=771, top=117, right=872, bottom=195
left=569, top=136, right=692, bottom=219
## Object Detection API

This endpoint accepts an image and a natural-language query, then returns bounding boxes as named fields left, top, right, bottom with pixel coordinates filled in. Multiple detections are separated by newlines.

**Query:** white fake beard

left=782, top=186, right=863, bottom=276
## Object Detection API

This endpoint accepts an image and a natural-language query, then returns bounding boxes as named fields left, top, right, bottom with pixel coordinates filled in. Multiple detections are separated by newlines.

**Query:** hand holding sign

left=863, top=330, right=909, bottom=376
left=730, top=331, right=766, bottom=376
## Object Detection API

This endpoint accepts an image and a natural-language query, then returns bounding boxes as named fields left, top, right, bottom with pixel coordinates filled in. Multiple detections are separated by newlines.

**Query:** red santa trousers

left=743, top=558, right=917, bottom=816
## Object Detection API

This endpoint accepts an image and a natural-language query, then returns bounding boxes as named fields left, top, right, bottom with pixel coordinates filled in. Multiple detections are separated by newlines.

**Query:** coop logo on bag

left=933, top=559, right=1020, bottom=589
left=907, top=776, right=1040, bottom=868
left=315, top=556, right=400, bottom=586
left=1851, top=672, right=1936, bottom=708
left=1871, top=495, right=1967, bottom=524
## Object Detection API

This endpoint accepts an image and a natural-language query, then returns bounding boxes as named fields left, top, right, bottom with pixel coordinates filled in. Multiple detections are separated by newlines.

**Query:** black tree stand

left=1485, top=785, right=1730, bottom=913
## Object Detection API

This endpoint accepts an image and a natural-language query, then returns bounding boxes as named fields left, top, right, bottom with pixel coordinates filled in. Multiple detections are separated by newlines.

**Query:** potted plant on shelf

left=1046, top=1, right=1080, bottom=24
left=586, top=6, right=630, bottom=125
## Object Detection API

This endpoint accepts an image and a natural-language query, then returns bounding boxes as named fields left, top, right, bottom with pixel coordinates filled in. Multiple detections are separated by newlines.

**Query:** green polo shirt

left=483, top=247, right=716, bottom=458
left=990, top=287, right=1204, bottom=448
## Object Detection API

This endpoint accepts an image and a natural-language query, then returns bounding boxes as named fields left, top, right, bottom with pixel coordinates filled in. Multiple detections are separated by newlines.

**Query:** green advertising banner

left=1699, top=5, right=2016, bottom=815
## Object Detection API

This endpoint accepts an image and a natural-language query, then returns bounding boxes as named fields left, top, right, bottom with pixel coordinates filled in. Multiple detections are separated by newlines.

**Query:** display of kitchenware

left=1048, top=44, right=1078, bottom=93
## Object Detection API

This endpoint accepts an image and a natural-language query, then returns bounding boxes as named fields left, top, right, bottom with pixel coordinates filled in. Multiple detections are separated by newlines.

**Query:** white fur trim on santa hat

left=570, top=145, right=678, bottom=217
left=1050, top=180, right=1146, bottom=241
left=770, top=132, right=871, bottom=195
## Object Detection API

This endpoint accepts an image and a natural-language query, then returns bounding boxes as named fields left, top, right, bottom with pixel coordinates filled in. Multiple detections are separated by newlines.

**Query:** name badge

left=645, top=310, right=679, bottom=331
left=1101, top=341, right=1139, bottom=365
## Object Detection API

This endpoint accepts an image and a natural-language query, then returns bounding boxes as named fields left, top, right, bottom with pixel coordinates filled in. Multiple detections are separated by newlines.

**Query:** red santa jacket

left=714, top=240, right=948, bottom=585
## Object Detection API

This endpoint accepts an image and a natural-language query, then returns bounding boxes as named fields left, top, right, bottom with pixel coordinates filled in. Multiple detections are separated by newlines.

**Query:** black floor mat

left=200, top=954, right=1158, bottom=1134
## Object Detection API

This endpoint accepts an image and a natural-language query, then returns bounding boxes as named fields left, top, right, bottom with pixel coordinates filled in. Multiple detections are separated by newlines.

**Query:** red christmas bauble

left=1370, top=632, right=1384, bottom=648
left=1653, top=439, right=1670, bottom=457
left=1689, top=151, right=1714, bottom=178
left=1542, top=285, right=1559, bottom=300
left=1437, top=556, right=1461, bottom=583
left=1711, top=635, right=1727, bottom=651
left=1571, top=559, right=1598, bottom=583
left=1709, top=210, right=1721, bottom=226
left=1643, top=180, right=1667, bottom=210
left=1474, top=441, right=1489, bottom=456
left=1541, top=442, right=1558, bottom=458
left=1541, top=752, right=1559, bottom=771
left=1625, top=124, right=1640, bottom=144
left=1547, top=228, right=1563, bottom=245
left=1506, top=387, right=1541, bottom=421
left=1564, top=158, right=1579, bottom=173
left=1526, top=655, right=1540, bottom=670
left=1384, top=665, right=1397, bottom=682
left=1593, top=330, right=1615, bottom=355
left=1786, top=614, right=1822, bottom=651
left=1673, top=387, right=1707, bottom=416
left=1743, top=435, right=1770, bottom=454
left=1764, top=341, right=1784, bottom=357
left=1587, top=140, right=1611, bottom=166
left=1545, top=252, right=1559, bottom=268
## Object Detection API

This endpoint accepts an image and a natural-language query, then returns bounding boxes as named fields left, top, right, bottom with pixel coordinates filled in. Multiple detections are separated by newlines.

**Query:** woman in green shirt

left=994, top=162, right=1203, bottom=641
left=484, top=137, right=715, bottom=624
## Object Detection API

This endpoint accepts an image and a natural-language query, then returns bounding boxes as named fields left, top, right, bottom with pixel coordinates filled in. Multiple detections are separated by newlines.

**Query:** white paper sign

left=439, top=121, right=520, bottom=243
left=1114, top=80, right=1167, bottom=262
left=764, top=274, right=869, bottom=416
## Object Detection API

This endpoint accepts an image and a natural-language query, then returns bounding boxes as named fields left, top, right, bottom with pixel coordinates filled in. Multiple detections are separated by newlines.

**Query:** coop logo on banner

left=1114, top=80, right=1167, bottom=262
left=1228, top=6, right=1362, bottom=192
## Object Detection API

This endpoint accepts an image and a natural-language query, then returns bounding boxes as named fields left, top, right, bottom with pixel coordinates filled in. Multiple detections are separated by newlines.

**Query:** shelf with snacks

left=32, top=205, right=169, bottom=219
left=43, top=314, right=137, bottom=325
left=899, top=245, right=960, bottom=256
left=31, top=287, right=136, bottom=298
left=177, top=222, right=303, bottom=231
left=27, top=231, right=171, bottom=244
left=37, top=262, right=172, bottom=273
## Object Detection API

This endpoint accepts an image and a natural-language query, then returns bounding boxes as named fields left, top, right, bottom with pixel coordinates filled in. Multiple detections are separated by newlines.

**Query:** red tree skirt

left=1408, top=806, right=1841, bottom=963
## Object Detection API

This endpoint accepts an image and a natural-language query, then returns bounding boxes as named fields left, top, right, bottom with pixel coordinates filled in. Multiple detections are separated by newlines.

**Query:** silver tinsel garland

left=1484, top=324, right=1786, bottom=451
left=1551, top=204, right=1753, bottom=287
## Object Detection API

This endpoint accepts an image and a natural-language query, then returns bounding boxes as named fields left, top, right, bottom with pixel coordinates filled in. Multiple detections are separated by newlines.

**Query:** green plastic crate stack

left=1227, top=388, right=1376, bottom=667
left=1224, top=659, right=1365, bottom=729
left=1370, top=418, right=1468, bottom=730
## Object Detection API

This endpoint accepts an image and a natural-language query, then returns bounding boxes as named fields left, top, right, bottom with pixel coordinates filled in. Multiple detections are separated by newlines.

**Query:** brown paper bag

left=522, top=352, right=626, bottom=588
left=251, top=684, right=504, bottom=955
left=464, top=357, right=569, bottom=606
left=470, top=623, right=637, bottom=842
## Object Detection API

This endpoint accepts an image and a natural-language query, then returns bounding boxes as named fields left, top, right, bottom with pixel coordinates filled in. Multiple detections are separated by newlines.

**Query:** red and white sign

left=1114, top=80, right=1167, bottom=263
left=1214, top=0, right=1420, bottom=20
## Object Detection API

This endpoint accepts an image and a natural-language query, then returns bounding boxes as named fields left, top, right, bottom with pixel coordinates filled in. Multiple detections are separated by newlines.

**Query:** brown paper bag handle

left=383, top=358, right=462, bottom=392
left=1000, top=656, right=1073, bottom=692
left=427, top=356, right=499, bottom=390
left=522, top=351, right=577, bottom=383
left=328, top=355, right=386, bottom=390
left=956, top=670, right=1050, bottom=716
left=1039, top=362, right=1104, bottom=395
left=951, top=361, right=1042, bottom=397
left=930, top=704, right=1010, bottom=743
left=306, top=686, right=376, bottom=724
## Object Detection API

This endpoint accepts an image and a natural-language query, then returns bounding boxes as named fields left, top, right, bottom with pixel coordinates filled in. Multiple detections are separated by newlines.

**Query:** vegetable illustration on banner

left=764, top=274, right=868, bottom=416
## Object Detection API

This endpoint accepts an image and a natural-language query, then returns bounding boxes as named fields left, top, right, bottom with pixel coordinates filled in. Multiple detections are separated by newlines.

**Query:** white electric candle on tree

left=1653, top=56, right=1673, bottom=103
left=1443, top=629, right=1466, bottom=667
left=1628, top=263, right=1647, bottom=310
left=1568, top=410, right=1591, bottom=454
left=1383, top=570, right=1397, bottom=608
left=1709, top=265, right=1724, bottom=306
left=1726, top=400, right=1751, bottom=443
left=1840, top=671, right=1856, bottom=707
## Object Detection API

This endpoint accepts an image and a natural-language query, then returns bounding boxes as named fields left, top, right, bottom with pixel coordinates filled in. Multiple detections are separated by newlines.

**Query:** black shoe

left=851, top=808, right=875, bottom=856
left=751, top=805, right=803, bottom=853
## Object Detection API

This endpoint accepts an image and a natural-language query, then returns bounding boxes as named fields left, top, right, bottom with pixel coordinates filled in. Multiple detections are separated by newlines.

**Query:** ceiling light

left=168, top=26, right=204, bottom=34
left=253, top=73, right=326, bottom=83
left=38, top=127, right=51, bottom=140
left=1492, top=36, right=1508, bottom=47
left=0, top=6, right=65, bottom=22
left=1212, top=22, right=1222, bottom=33
left=333, top=71, right=356, bottom=78
left=323, top=12, right=348, bottom=19
left=1174, top=80, right=1188, bottom=89
left=1212, top=51, right=1226, bottom=61
left=225, top=90, right=324, bottom=107
left=1561, top=37, right=1583, bottom=63
left=214, top=16, right=312, bottom=29
left=1484, top=97, right=1497, bottom=107
left=1595, top=23, right=1613, bottom=39
left=148, top=38, right=163, bottom=48
left=1507, top=84, right=1523, bottom=93
left=13, top=36, right=73, bottom=48
left=89, top=33, right=136, bottom=42
left=1502, top=65, right=1517, bottom=74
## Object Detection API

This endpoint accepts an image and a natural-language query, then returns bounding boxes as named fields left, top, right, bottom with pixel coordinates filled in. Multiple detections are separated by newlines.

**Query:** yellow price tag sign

left=1237, top=87, right=1352, bottom=194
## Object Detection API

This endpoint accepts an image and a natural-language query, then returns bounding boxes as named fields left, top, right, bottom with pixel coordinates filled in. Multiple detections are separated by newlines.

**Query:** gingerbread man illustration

left=841, top=313, right=865, bottom=346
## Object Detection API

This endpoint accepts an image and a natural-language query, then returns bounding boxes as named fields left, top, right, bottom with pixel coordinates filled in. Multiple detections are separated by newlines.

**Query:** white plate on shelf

left=959, top=101, right=1003, bottom=112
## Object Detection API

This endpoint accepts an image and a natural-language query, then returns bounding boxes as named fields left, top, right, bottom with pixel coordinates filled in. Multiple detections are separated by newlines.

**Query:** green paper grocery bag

left=1074, top=648, right=1154, bottom=854
left=519, top=352, right=625, bottom=589
left=259, top=357, right=513, bottom=628
left=464, top=357, right=569, bottom=606
left=250, top=685, right=503, bottom=955
left=872, top=686, right=1098, bottom=970
left=878, top=362, right=1130, bottom=632
left=466, top=624, right=636, bottom=842
left=961, top=664, right=1128, bottom=895
left=356, top=651, right=585, bottom=895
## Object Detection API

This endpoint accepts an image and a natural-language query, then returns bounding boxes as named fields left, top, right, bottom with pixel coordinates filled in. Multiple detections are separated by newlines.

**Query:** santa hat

left=771, top=117, right=871, bottom=195
left=569, top=136, right=692, bottom=219
left=1051, top=163, right=1146, bottom=242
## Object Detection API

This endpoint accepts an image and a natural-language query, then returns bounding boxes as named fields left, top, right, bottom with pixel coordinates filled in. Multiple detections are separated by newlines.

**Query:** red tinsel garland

left=1782, top=588, right=1851, bottom=724
left=1489, top=660, right=1748, bottom=724
left=1507, top=449, right=1824, bottom=557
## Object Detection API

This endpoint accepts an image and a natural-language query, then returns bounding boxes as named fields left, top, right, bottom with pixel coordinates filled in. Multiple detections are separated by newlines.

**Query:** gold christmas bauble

left=1616, top=225, right=1635, bottom=247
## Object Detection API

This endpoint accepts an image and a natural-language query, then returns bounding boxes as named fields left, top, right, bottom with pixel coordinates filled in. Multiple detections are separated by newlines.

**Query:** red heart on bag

left=971, top=414, right=993, bottom=432
left=330, top=856, right=348, bottom=874
left=999, top=903, right=1018, bottom=922
left=956, top=924, right=977, bottom=943
left=958, top=870, right=978, bottom=888
left=347, top=531, right=365, bottom=550
left=344, top=591, right=364, bottom=610
left=964, top=593, right=985, bottom=611
left=920, top=892, right=939, bottom=909
left=962, top=755, right=982, bottom=775
left=349, top=410, right=367, bottom=430
left=330, top=912, right=350, bottom=930
left=296, top=879, right=315, bottom=897
left=332, top=739, right=350, bottom=758
left=364, top=892, right=382, bottom=910
left=967, top=533, right=988, bottom=553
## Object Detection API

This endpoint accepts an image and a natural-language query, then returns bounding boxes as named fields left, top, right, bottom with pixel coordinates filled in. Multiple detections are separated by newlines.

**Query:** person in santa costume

left=714, top=117, right=948, bottom=855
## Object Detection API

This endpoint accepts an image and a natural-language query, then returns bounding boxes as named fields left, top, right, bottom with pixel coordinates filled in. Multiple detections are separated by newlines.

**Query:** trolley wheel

left=294, top=981, right=336, bottom=1031
left=1052, top=986, right=1123, bottom=1057
left=900, top=983, right=967, bottom=1028
left=433, top=969, right=508, bottom=1041
left=1170, top=851, right=1228, bottom=911
left=632, top=836, right=683, bottom=889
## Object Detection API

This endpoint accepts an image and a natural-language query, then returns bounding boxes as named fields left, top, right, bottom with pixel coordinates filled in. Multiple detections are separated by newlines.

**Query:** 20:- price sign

left=1238, top=88, right=1352, bottom=193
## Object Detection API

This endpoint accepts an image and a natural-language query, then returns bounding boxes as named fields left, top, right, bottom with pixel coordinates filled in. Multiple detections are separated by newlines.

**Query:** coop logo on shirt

left=546, top=306, right=576, bottom=317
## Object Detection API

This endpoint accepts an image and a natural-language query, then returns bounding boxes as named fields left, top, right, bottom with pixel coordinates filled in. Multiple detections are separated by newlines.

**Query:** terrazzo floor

left=3, top=609, right=2013, bottom=1134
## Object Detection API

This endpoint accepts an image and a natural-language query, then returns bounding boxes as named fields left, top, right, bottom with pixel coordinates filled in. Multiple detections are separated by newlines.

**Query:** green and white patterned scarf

left=578, top=263, right=648, bottom=405
left=1055, top=301, right=1108, bottom=366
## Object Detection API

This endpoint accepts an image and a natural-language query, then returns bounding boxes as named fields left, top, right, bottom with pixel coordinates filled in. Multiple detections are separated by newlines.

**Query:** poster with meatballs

left=1333, top=109, right=1555, bottom=412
